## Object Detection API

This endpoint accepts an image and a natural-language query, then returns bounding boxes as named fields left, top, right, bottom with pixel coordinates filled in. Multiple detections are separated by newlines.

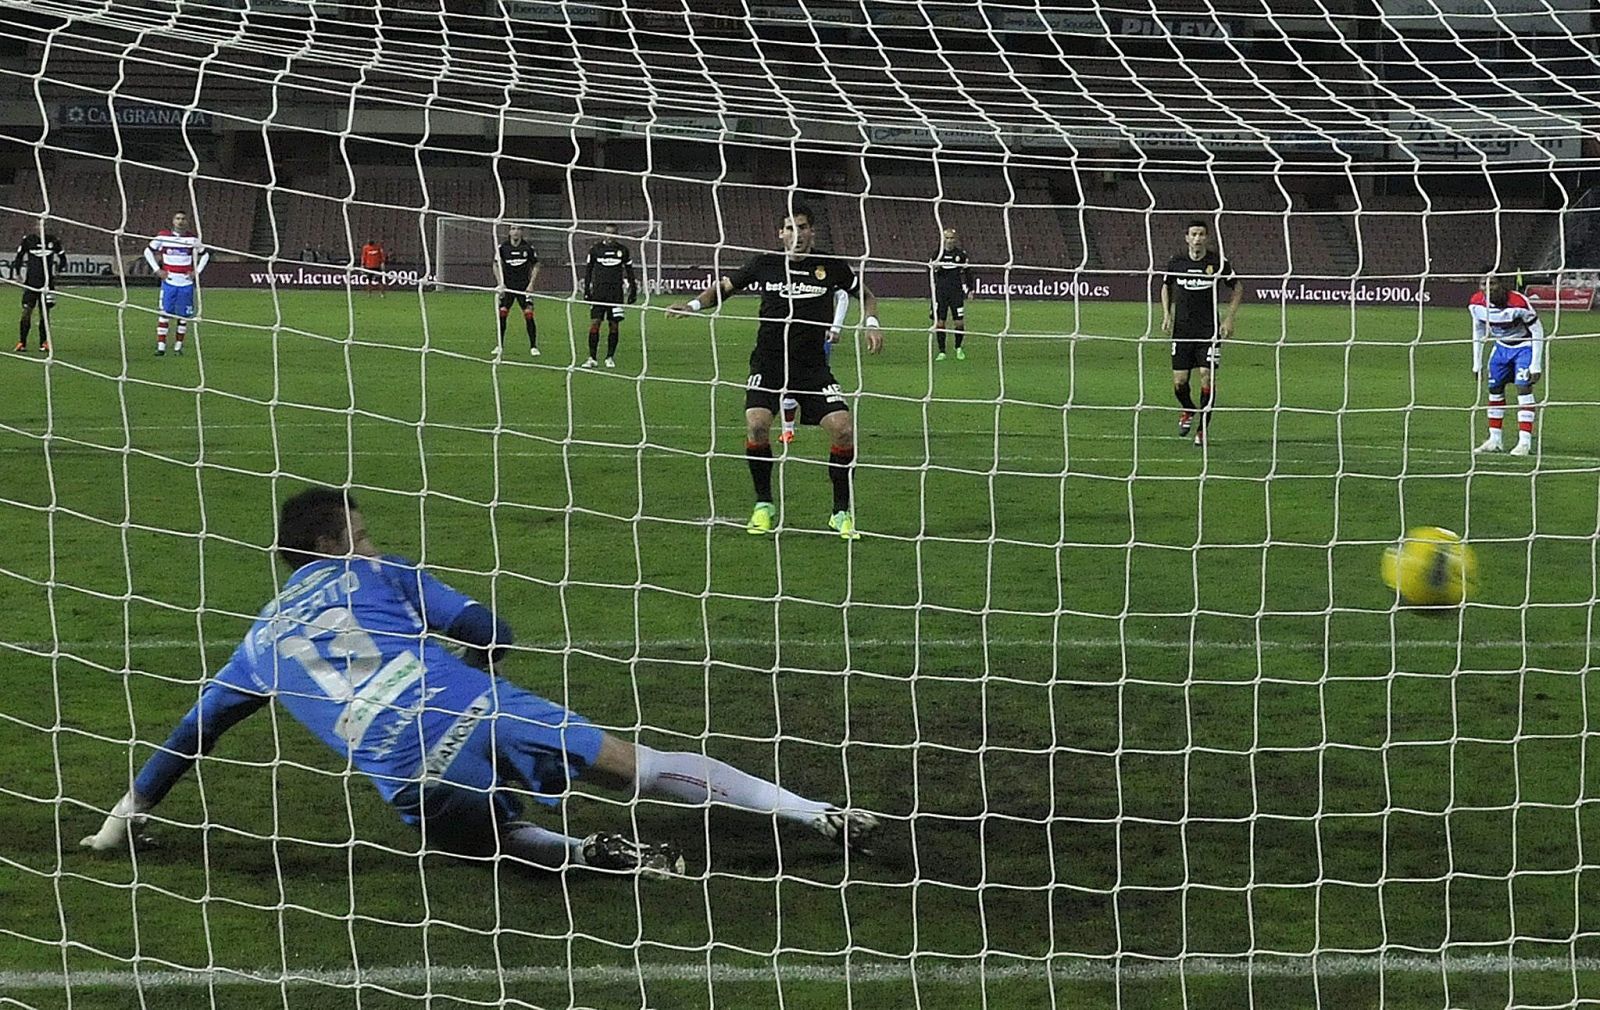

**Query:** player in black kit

left=670, top=205, right=884, bottom=539
left=582, top=224, right=639, bottom=369
left=1160, top=220, right=1241, bottom=445
left=13, top=218, right=65, bottom=353
left=930, top=227, right=974, bottom=360
left=493, top=226, right=540, bottom=357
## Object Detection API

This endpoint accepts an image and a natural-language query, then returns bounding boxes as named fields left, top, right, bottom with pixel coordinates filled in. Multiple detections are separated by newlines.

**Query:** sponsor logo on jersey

left=421, top=692, right=494, bottom=781
left=762, top=280, right=830, bottom=298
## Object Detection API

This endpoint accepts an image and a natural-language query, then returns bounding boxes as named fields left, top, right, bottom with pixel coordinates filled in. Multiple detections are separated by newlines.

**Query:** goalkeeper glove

left=81, top=790, right=151, bottom=852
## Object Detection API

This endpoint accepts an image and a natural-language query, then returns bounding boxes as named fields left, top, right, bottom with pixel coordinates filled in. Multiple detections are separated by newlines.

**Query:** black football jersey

left=725, top=252, right=859, bottom=367
left=497, top=240, right=538, bottom=288
left=932, top=246, right=972, bottom=295
left=1163, top=250, right=1237, bottom=335
left=13, top=232, right=65, bottom=289
left=584, top=239, right=638, bottom=302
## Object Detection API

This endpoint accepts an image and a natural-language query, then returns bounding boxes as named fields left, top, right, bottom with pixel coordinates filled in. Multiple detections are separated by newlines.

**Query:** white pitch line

left=3, top=438, right=1597, bottom=468
left=4, top=635, right=1591, bottom=656
left=3, top=953, right=1599, bottom=991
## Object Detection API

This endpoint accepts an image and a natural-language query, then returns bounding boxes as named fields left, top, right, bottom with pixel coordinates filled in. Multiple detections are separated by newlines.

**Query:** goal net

left=433, top=216, right=663, bottom=294
left=4, top=1, right=1599, bottom=1008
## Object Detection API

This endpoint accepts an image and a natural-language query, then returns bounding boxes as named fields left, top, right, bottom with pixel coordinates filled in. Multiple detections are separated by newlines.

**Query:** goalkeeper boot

left=580, top=832, right=685, bottom=879
left=13, top=340, right=25, bottom=353
left=956, top=347, right=966, bottom=361
left=530, top=346, right=541, bottom=357
left=812, top=806, right=880, bottom=855
left=828, top=510, right=860, bottom=541
left=1178, top=411, right=1193, bottom=436
left=605, top=357, right=616, bottom=369
left=747, top=501, right=776, bottom=535
left=935, top=351, right=946, bottom=362
left=39, top=340, right=50, bottom=354
left=1474, top=436, right=1504, bottom=454
left=1510, top=440, right=1532, bottom=457
left=581, top=357, right=597, bottom=369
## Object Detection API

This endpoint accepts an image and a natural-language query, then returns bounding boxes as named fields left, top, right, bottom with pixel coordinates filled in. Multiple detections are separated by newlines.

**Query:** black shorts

left=744, top=355, right=848, bottom=424
left=931, top=292, right=965, bottom=322
left=21, top=287, right=51, bottom=310
left=499, top=291, right=533, bottom=312
left=589, top=303, right=625, bottom=322
left=1171, top=336, right=1219, bottom=372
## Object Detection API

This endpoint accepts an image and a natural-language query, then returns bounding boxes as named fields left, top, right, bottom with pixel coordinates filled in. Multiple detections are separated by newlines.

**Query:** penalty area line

left=4, top=953, right=1598, bottom=990
left=5, top=635, right=1590, bottom=656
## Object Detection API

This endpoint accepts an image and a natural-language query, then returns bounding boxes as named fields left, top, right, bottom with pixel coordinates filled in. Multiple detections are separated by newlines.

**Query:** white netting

left=433, top=216, right=661, bottom=293
left=3, top=2, right=1600, bottom=1008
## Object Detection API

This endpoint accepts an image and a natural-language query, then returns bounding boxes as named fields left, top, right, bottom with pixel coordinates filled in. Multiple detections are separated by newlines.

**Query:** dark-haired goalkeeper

left=13, top=217, right=65, bottom=354
left=669, top=204, right=883, bottom=539
left=82, top=487, right=879, bottom=869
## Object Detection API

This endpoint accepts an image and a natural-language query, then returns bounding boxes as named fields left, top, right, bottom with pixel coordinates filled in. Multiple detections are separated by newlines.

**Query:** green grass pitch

left=2, top=286, right=1599, bottom=1010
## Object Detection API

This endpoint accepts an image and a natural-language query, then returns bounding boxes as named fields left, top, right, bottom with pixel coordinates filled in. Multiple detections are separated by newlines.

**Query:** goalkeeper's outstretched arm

left=81, top=678, right=268, bottom=851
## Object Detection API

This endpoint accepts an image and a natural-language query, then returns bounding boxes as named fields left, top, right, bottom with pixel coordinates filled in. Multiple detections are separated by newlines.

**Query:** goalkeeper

left=82, top=486, right=879, bottom=872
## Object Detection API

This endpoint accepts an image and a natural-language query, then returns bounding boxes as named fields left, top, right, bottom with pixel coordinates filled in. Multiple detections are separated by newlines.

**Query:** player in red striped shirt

left=1470, top=274, right=1545, bottom=457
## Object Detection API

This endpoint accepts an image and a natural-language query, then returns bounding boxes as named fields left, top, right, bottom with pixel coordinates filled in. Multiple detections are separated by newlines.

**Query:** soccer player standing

left=930, top=227, right=974, bottom=361
left=1471, top=273, right=1545, bottom=457
left=1161, top=220, right=1241, bottom=445
left=81, top=487, right=879, bottom=870
left=492, top=225, right=540, bottom=358
left=144, top=212, right=209, bottom=357
left=581, top=224, right=639, bottom=369
left=12, top=216, right=65, bottom=354
left=361, top=237, right=387, bottom=297
left=669, top=205, right=884, bottom=539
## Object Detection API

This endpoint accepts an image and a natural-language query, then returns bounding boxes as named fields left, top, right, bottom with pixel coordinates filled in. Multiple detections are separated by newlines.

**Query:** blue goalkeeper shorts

left=391, top=681, right=606, bottom=855
left=159, top=281, right=196, bottom=318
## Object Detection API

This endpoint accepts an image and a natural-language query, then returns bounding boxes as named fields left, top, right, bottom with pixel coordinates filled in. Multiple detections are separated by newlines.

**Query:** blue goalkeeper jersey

left=136, top=555, right=505, bottom=805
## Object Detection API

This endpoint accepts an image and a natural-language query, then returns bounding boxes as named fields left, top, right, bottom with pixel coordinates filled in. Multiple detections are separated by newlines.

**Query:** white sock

left=500, top=821, right=585, bottom=868
left=635, top=744, right=830, bottom=825
left=780, top=396, right=798, bottom=432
